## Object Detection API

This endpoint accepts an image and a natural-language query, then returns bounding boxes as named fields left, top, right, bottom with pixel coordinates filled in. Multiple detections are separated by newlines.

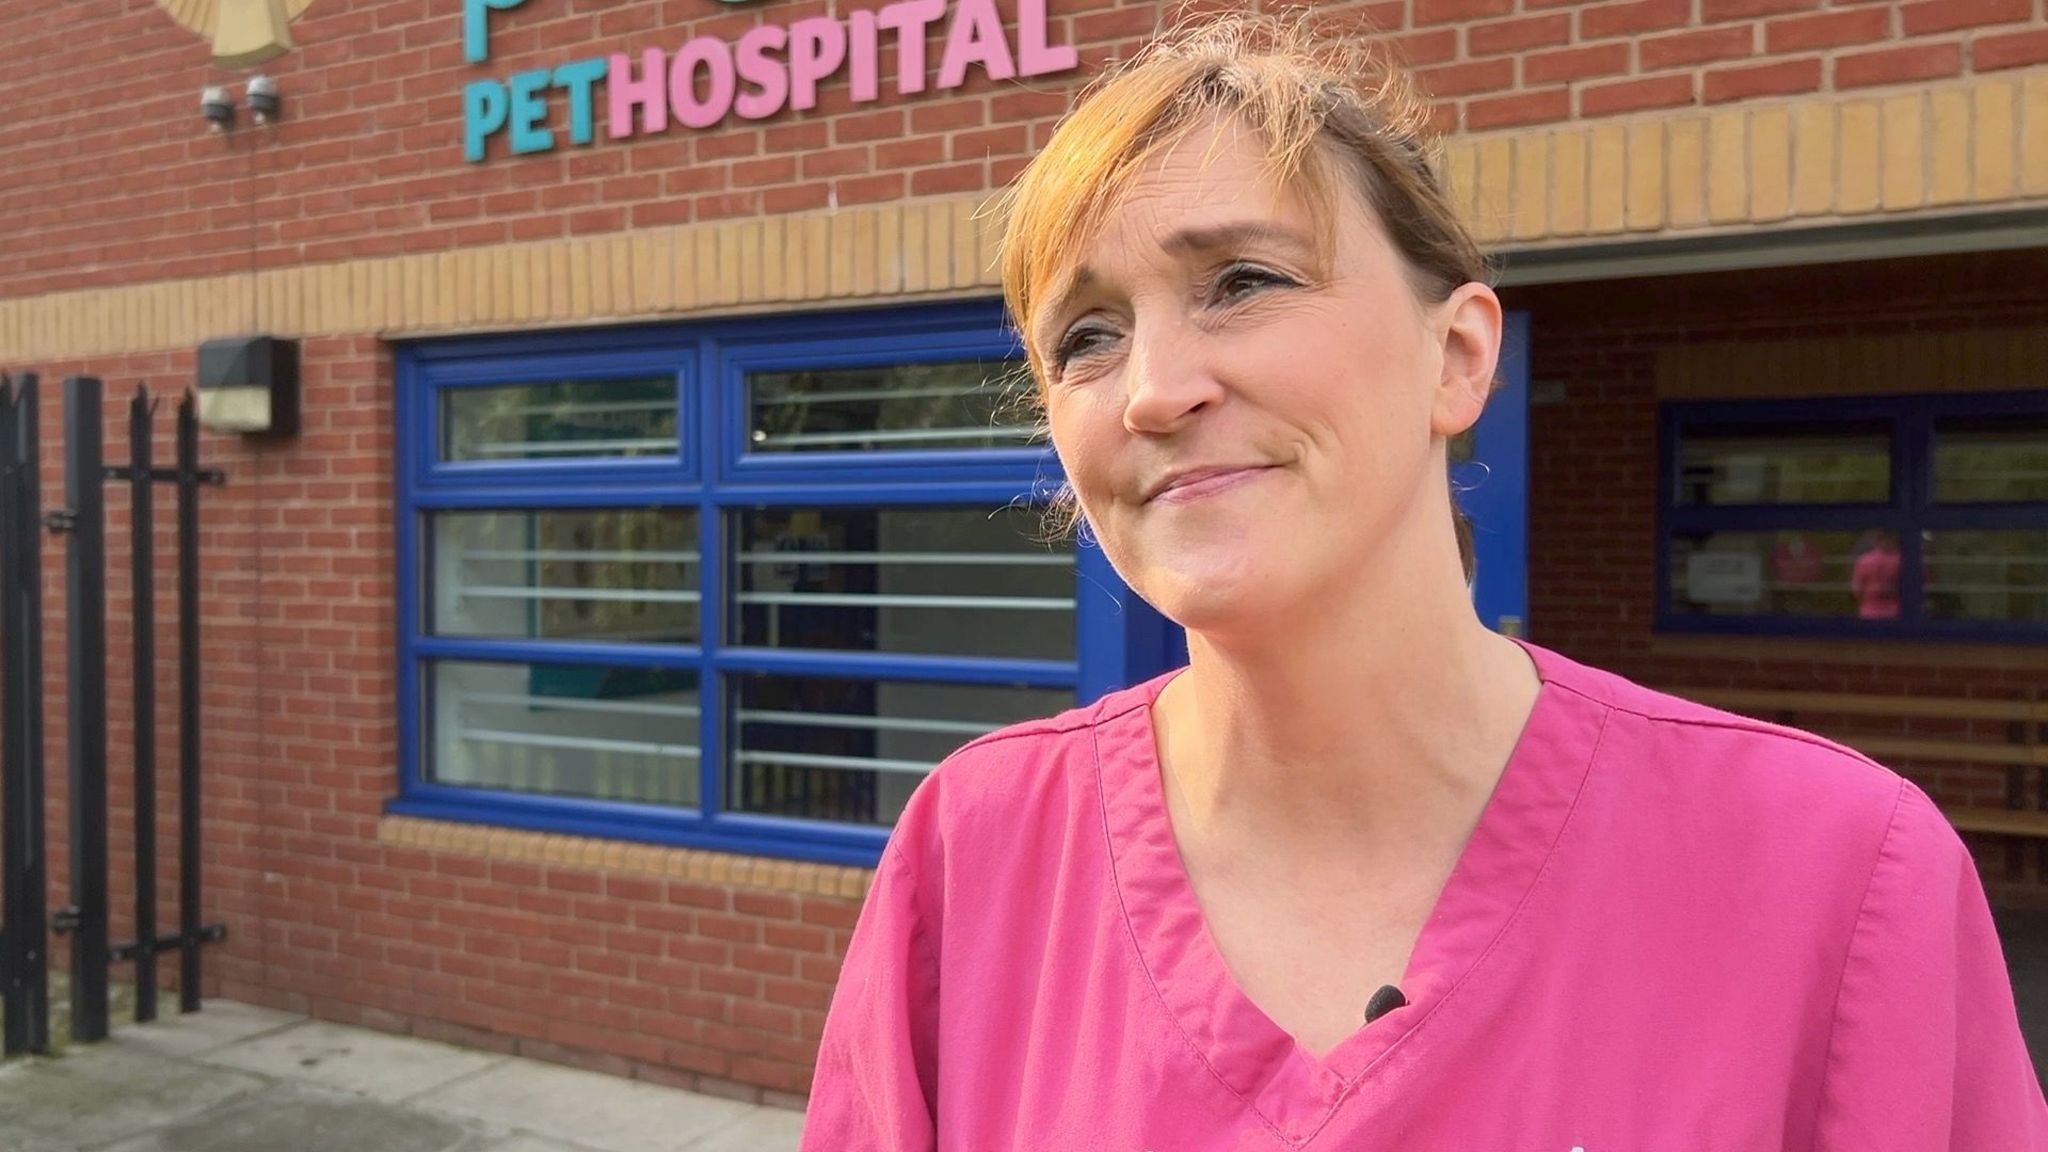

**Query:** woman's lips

left=1147, top=466, right=1276, bottom=505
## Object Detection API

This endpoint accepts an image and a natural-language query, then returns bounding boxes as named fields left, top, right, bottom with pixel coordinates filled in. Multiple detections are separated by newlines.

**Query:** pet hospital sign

left=462, top=0, right=1079, bottom=162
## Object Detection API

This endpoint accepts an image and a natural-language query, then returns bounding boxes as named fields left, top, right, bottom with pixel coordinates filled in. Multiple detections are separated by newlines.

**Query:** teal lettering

left=463, top=0, right=530, bottom=64
left=553, top=58, right=607, bottom=146
left=462, top=79, right=509, bottom=162
left=507, top=68, right=554, bottom=154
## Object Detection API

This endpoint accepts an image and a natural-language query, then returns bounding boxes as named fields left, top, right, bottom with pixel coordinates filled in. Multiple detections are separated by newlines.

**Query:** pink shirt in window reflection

left=1852, top=540, right=1901, bottom=619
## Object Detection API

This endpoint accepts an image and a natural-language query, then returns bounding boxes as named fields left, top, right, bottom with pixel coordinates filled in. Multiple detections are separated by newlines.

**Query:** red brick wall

left=8, top=0, right=2047, bottom=298
left=1507, top=250, right=2048, bottom=902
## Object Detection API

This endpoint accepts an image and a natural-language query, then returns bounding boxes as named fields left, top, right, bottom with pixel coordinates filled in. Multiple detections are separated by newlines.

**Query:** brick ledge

left=377, top=814, right=873, bottom=900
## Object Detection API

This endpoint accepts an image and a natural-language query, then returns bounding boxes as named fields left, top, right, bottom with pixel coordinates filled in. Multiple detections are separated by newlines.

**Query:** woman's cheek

left=1048, top=386, right=1113, bottom=458
left=1045, top=406, right=1098, bottom=506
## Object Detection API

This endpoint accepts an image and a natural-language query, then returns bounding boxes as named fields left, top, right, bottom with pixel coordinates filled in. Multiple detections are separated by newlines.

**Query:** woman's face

left=1033, top=117, right=1500, bottom=635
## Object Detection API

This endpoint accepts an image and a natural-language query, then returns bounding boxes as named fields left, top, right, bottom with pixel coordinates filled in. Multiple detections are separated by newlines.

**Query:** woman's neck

left=1155, top=553, right=1541, bottom=855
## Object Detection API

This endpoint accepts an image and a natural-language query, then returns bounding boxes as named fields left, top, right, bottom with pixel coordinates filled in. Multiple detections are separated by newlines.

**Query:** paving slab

left=97, top=1083, right=490, bottom=1152
left=109, top=1000, right=303, bottom=1059
left=201, top=1019, right=507, bottom=1103
left=0, top=1127, right=83, bottom=1152
left=2, top=1000, right=801, bottom=1152
left=420, top=1058, right=758, bottom=1152
left=682, top=1106, right=809, bottom=1151
left=477, top=1136, right=608, bottom=1152
left=0, top=1045, right=266, bottom=1149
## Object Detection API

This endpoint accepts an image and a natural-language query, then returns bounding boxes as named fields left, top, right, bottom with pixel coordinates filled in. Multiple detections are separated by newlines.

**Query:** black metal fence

left=1, top=374, right=51, bottom=1055
left=0, top=374, right=226, bottom=1055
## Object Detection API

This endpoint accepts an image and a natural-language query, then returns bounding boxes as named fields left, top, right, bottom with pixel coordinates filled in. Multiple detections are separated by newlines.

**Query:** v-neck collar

left=1095, top=641, right=1608, bottom=1144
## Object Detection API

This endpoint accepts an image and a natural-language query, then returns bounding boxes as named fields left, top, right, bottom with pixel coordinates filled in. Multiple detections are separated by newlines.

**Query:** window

left=397, top=303, right=1174, bottom=865
left=1658, top=393, right=2048, bottom=640
left=431, top=508, right=702, bottom=643
left=745, top=360, right=1035, bottom=454
left=729, top=505, right=1074, bottom=660
left=442, top=377, right=679, bottom=462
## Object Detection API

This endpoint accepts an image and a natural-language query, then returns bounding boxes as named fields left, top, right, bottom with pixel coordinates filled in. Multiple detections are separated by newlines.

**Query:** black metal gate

left=0, top=373, right=227, bottom=1055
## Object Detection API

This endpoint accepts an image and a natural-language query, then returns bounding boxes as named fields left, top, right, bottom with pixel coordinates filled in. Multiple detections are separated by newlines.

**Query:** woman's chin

left=1134, top=561, right=1294, bottom=635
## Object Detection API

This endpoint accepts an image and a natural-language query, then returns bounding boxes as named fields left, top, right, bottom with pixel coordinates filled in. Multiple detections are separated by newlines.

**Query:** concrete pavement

left=0, top=1000, right=803, bottom=1152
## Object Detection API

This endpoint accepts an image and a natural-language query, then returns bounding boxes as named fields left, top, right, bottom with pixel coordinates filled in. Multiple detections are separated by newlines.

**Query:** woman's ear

left=1429, top=282, right=1503, bottom=439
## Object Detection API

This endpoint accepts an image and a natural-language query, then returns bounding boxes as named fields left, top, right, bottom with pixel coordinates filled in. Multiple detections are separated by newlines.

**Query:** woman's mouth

left=1146, top=465, right=1277, bottom=505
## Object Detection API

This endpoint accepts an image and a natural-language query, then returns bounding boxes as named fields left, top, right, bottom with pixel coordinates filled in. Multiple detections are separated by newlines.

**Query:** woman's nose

left=1122, top=320, right=1224, bottom=434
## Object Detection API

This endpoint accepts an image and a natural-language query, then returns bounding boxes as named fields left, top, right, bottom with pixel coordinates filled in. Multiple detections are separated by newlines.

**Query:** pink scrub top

left=1853, top=544, right=1904, bottom=620
left=802, top=642, right=2046, bottom=1150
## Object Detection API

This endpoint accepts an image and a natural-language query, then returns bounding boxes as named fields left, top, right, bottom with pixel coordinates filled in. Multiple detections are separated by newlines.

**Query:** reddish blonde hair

left=995, top=11, right=1492, bottom=575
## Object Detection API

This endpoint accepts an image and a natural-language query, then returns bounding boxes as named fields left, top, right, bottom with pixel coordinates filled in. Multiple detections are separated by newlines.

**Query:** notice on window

left=1686, top=551, right=1765, bottom=605
left=1720, top=454, right=1768, bottom=503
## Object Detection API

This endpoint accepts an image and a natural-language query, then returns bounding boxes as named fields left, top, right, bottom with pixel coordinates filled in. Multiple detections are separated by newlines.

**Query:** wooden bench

left=1669, top=687, right=2048, bottom=840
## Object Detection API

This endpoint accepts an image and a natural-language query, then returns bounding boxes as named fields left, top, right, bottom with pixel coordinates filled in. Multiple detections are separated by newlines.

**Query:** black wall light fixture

left=196, top=336, right=299, bottom=437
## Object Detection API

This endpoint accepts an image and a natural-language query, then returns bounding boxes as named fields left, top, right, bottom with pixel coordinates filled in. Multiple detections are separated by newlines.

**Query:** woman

left=1852, top=530, right=1903, bottom=620
left=802, top=15, right=2045, bottom=1149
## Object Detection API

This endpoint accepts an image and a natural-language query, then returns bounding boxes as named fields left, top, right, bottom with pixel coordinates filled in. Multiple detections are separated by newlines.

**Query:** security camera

left=246, top=75, right=281, bottom=124
left=201, top=86, right=235, bottom=132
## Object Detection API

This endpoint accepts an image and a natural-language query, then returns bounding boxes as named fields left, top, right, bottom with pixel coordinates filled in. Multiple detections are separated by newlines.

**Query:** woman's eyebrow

left=1161, top=220, right=1315, bottom=259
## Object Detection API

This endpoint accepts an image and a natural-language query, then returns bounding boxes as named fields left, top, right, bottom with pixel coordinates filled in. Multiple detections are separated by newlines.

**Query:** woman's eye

left=1212, top=263, right=1293, bottom=301
left=1053, top=324, right=1115, bottom=369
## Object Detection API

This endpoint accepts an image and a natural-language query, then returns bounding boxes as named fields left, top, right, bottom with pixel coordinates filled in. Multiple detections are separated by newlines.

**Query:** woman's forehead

left=1046, top=147, right=1374, bottom=291
left=1109, top=170, right=1313, bottom=254
left=1124, top=117, right=1303, bottom=216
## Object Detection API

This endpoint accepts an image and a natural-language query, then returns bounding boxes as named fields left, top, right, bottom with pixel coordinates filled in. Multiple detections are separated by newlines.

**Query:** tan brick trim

left=377, top=814, right=875, bottom=900
left=9, top=67, right=2048, bottom=363
left=0, top=196, right=1001, bottom=363
left=1444, top=70, right=2048, bottom=248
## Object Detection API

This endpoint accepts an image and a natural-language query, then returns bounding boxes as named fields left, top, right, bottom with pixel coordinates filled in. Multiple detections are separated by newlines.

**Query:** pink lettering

left=787, top=17, right=847, bottom=113
left=734, top=24, right=789, bottom=120
left=669, top=35, right=735, bottom=129
left=607, top=47, right=668, bottom=138
left=848, top=9, right=880, bottom=103
left=591, top=0, right=1080, bottom=140
left=878, top=0, right=946, bottom=96
left=937, top=0, right=1014, bottom=90
left=1016, top=0, right=1077, bottom=78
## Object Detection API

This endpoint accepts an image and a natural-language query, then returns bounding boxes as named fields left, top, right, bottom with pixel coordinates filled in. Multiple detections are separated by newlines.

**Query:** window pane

left=430, top=510, right=700, bottom=643
left=1924, top=530, right=2048, bottom=623
left=746, top=360, right=1034, bottom=453
left=1676, top=427, right=1890, bottom=505
left=429, top=661, right=699, bottom=805
left=1933, top=419, right=2048, bottom=503
left=442, top=378, right=677, bottom=462
left=732, top=506, right=1075, bottom=660
left=1667, top=530, right=1882, bottom=619
left=728, top=673, right=1068, bottom=825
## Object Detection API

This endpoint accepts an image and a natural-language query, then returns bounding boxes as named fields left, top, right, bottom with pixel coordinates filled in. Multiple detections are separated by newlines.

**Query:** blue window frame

left=1657, top=391, right=2048, bottom=642
left=394, top=301, right=1178, bottom=866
